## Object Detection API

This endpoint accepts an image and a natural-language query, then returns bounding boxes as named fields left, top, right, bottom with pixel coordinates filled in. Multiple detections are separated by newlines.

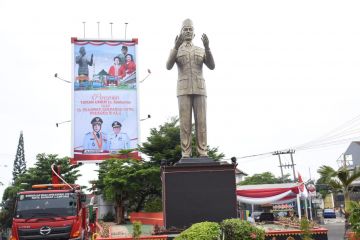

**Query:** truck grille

left=18, top=225, right=72, bottom=240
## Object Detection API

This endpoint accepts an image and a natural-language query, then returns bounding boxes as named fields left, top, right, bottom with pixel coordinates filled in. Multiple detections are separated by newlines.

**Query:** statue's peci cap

left=182, top=19, right=193, bottom=29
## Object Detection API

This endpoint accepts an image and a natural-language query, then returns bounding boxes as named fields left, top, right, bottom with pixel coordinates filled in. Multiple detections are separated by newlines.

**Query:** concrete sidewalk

left=108, top=223, right=130, bottom=237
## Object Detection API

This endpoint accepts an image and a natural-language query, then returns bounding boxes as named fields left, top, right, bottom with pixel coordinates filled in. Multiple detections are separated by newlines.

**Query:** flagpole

left=309, top=196, right=313, bottom=220
left=297, top=194, right=301, bottom=220
left=304, top=197, right=309, bottom=219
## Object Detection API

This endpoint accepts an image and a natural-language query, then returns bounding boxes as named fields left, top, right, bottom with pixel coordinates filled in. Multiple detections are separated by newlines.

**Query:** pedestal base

left=161, top=161, right=237, bottom=229
left=175, top=157, right=220, bottom=166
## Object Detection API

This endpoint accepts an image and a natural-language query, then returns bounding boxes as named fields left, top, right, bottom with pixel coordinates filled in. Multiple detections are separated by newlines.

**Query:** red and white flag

left=298, top=172, right=308, bottom=198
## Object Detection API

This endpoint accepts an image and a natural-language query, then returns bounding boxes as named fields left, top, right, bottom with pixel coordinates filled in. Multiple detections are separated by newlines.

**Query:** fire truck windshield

left=15, top=192, right=77, bottom=219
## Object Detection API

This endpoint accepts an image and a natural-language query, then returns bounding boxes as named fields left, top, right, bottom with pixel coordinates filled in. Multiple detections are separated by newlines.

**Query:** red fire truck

left=10, top=165, right=94, bottom=240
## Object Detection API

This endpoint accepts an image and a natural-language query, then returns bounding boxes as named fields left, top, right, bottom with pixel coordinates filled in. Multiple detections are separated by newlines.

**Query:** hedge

left=174, top=222, right=221, bottom=240
left=221, top=219, right=265, bottom=240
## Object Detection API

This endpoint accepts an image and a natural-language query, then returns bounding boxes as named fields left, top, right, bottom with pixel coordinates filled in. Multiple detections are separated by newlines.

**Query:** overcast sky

left=1, top=0, right=360, bottom=199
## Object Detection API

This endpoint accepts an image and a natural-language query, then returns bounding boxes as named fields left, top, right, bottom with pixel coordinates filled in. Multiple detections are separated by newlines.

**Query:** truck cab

left=10, top=184, right=87, bottom=240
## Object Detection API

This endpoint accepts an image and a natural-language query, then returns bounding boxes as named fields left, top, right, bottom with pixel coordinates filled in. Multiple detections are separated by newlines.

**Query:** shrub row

left=175, top=219, right=265, bottom=240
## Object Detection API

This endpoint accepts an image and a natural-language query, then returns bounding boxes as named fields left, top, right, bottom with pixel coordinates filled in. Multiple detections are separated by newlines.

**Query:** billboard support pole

left=82, top=22, right=86, bottom=38
left=97, top=22, right=100, bottom=38
left=110, top=22, right=113, bottom=39
left=125, top=23, right=128, bottom=40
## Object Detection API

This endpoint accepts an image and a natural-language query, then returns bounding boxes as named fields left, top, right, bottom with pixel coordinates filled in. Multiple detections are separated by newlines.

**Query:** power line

left=296, top=136, right=360, bottom=151
left=229, top=154, right=274, bottom=163
left=234, top=113, right=360, bottom=161
left=293, top=114, right=360, bottom=150
left=236, top=151, right=274, bottom=160
left=294, top=129, right=360, bottom=150
left=296, top=128, right=360, bottom=149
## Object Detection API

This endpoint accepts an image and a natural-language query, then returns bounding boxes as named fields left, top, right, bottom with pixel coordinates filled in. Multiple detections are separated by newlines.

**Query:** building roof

left=352, top=179, right=360, bottom=186
left=345, top=141, right=360, bottom=152
left=235, top=168, right=248, bottom=176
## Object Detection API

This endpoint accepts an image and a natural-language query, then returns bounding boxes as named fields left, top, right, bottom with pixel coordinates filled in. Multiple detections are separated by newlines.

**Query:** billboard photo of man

left=109, top=121, right=130, bottom=151
left=83, top=117, right=109, bottom=151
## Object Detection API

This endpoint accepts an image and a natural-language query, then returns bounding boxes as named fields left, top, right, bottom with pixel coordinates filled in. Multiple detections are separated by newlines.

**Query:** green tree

left=12, top=131, right=26, bottom=181
left=317, top=165, right=360, bottom=212
left=139, top=117, right=225, bottom=165
left=238, top=172, right=292, bottom=185
left=0, top=153, right=80, bottom=228
left=0, top=185, right=21, bottom=229
left=314, top=183, right=333, bottom=200
left=16, top=153, right=80, bottom=187
left=143, top=197, right=162, bottom=212
left=96, top=156, right=161, bottom=224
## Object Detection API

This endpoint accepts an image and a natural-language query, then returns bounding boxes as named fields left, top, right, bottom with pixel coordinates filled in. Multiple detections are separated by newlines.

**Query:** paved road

left=322, top=221, right=345, bottom=240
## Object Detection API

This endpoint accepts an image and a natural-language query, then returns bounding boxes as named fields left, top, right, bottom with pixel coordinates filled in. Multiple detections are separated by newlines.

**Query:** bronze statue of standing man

left=166, top=19, right=215, bottom=159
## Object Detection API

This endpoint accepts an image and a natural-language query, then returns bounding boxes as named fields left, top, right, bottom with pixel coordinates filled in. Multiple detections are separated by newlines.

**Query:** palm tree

left=317, top=165, right=360, bottom=212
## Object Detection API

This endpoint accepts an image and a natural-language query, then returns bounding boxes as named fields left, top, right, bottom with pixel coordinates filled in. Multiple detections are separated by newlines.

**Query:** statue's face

left=80, top=47, right=86, bottom=56
left=181, top=26, right=194, bottom=41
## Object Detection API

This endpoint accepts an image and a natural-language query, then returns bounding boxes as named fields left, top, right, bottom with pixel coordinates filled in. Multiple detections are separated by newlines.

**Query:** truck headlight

left=71, top=230, right=80, bottom=238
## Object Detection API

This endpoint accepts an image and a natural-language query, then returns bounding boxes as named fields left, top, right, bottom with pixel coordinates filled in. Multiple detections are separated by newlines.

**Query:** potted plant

left=300, top=218, right=313, bottom=240
left=348, top=201, right=360, bottom=240
left=132, top=221, right=142, bottom=240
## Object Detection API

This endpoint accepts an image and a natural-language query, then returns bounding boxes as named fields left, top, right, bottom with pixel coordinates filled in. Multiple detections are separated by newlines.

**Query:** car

left=252, top=211, right=263, bottom=222
left=323, top=208, right=336, bottom=218
left=259, top=212, right=275, bottom=222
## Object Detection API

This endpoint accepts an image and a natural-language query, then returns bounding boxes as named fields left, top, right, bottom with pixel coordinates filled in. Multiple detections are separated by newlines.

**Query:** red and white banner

left=236, top=183, right=300, bottom=205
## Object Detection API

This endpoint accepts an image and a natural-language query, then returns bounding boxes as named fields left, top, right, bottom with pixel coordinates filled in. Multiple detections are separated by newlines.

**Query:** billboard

left=71, top=38, right=139, bottom=163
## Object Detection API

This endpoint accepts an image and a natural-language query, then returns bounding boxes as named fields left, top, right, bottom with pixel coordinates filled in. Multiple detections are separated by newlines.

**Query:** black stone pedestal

left=161, top=159, right=237, bottom=229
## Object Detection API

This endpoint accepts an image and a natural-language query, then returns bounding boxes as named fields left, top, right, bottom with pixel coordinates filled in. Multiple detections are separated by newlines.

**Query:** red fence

left=129, top=212, right=164, bottom=226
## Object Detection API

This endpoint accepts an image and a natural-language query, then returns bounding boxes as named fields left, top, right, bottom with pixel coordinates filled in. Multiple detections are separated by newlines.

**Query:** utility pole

left=289, top=150, right=296, bottom=182
left=273, top=151, right=285, bottom=181
left=273, top=149, right=296, bottom=182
